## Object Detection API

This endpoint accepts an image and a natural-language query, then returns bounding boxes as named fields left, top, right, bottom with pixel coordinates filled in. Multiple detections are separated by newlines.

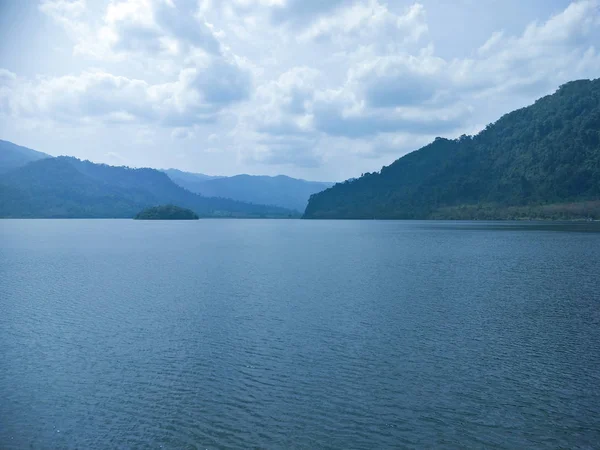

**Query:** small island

left=134, top=205, right=199, bottom=220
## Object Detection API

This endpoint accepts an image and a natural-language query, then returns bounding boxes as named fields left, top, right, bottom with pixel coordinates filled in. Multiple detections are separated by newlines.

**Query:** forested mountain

left=0, top=139, right=330, bottom=215
left=304, top=79, right=600, bottom=220
left=0, top=139, right=52, bottom=173
left=0, top=157, right=296, bottom=218
left=165, top=173, right=333, bottom=212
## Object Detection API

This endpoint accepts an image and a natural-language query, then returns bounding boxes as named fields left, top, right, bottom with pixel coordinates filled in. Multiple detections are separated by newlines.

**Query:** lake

left=1, top=219, right=599, bottom=449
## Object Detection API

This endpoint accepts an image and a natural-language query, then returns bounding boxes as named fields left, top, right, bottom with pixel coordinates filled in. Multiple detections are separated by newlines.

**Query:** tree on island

left=134, top=205, right=199, bottom=220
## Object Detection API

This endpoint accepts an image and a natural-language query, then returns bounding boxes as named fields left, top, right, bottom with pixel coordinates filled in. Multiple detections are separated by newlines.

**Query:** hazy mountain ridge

left=0, top=141, right=332, bottom=215
left=0, top=139, right=52, bottom=174
left=304, top=79, right=600, bottom=220
left=0, top=156, right=297, bottom=218
left=164, top=172, right=333, bottom=212
left=162, top=168, right=225, bottom=184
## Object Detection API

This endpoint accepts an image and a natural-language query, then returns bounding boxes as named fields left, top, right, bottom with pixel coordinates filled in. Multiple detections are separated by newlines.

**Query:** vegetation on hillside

left=134, top=205, right=199, bottom=220
left=0, top=156, right=298, bottom=218
left=304, top=79, right=600, bottom=220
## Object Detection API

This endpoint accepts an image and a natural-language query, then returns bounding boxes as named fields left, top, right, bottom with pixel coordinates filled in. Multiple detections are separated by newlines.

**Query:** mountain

left=162, top=168, right=224, bottom=184
left=0, top=157, right=297, bottom=218
left=165, top=172, right=333, bottom=212
left=0, top=139, right=331, bottom=214
left=0, top=139, right=52, bottom=173
left=304, top=79, right=600, bottom=220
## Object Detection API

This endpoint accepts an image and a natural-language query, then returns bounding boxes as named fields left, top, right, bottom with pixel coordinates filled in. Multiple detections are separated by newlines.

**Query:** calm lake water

left=1, top=219, right=600, bottom=449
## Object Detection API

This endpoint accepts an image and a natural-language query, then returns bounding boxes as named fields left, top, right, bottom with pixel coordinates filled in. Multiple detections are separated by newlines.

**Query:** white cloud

left=4, top=62, right=250, bottom=127
left=270, top=0, right=348, bottom=27
left=311, top=91, right=468, bottom=138
left=5, top=0, right=600, bottom=178
left=252, top=67, right=319, bottom=132
left=233, top=67, right=320, bottom=166
left=240, top=0, right=600, bottom=169
left=0, top=69, right=17, bottom=81
left=449, top=0, right=600, bottom=98
left=0, top=69, right=17, bottom=115
left=478, top=31, right=504, bottom=56
left=243, top=134, right=323, bottom=168
left=102, top=0, right=222, bottom=57
left=350, top=49, right=447, bottom=108
left=171, top=127, right=196, bottom=139
left=14, top=0, right=254, bottom=129
left=39, top=0, right=86, bottom=25
left=299, top=1, right=428, bottom=50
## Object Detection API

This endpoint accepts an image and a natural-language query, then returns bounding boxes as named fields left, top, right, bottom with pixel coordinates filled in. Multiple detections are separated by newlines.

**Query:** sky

left=0, top=0, right=599, bottom=181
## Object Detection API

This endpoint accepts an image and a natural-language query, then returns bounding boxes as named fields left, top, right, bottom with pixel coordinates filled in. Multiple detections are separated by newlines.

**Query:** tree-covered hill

left=134, top=205, right=199, bottom=220
left=0, top=156, right=297, bottom=218
left=0, top=138, right=329, bottom=216
left=304, top=79, right=600, bottom=220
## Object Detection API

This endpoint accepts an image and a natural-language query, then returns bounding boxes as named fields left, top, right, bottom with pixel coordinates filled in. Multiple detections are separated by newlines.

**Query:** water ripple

left=1, top=219, right=600, bottom=449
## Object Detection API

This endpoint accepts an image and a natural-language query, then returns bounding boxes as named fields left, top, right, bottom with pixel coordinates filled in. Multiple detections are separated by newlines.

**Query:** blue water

left=1, top=219, right=599, bottom=449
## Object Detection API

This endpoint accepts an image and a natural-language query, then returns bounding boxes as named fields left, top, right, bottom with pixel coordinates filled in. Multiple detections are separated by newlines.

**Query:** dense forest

left=304, top=79, right=600, bottom=220
left=134, top=205, right=199, bottom=220
left=0, top=156, right=297, bottom=218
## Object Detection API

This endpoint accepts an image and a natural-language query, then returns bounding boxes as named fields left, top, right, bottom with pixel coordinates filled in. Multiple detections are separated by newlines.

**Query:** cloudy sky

left=0, top=0, right=599, bottom=181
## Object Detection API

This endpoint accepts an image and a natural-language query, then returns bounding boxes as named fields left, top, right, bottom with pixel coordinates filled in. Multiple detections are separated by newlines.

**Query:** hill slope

left=0, top=139, right=52, bottom=173
left=304, top=79, right=600, bottom=220
left=0, top=157, right=296, bottom=218
left=165, top=172, right=333, bottom=212
left=162, top=168, right=224, bottom=185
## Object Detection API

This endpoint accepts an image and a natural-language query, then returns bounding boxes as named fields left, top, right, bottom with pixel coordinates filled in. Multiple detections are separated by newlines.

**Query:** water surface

left=1, top=220, right=599, bottom=449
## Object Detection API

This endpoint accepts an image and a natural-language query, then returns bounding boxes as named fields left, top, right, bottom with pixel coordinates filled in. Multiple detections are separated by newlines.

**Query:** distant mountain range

left=0, top=140, right=52, bottom=173
left=0, top=149, right=297, bottom=218
left=162, top=168, right=224, bottom=184
left=305, top=79, right=600, bottom=220
left=163, top=169, right=333, bottom=212
left=0, top=139, right=333, bottom=217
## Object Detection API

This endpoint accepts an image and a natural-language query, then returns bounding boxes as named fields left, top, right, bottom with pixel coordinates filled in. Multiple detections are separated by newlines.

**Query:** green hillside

left=0, top=156, right=297, bottom=218
left=304, top=79, right=600, bottom=220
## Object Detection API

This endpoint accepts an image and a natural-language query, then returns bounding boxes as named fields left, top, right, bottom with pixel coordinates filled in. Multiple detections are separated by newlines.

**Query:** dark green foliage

left=304, top=79, right=600, bottom=220
left=0, top=139, right=51, bottom=173
left=0, top=156, right=298, bottom=218
left=134, top=205, right=199, bottom=220
left=165, top=170, right=333, bottom=212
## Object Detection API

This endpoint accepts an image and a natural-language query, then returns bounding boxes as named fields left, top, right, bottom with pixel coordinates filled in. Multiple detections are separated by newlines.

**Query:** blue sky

left=0, top=0, right=598, bottom=180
